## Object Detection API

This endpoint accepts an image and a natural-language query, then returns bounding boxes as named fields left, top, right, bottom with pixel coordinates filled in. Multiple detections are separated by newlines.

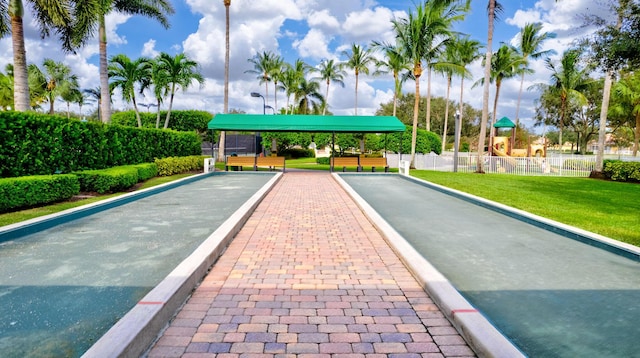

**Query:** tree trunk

left=595, top=70, right=614, bottom=169
left=442, top=75, right=451, bottom=153
left=323, top=79, right=330, bottom=115
left=514, top=71, right=525, bottom=141
left=426, top=68, right=432, bottom=131
left=99, top=16, right=111, bottom=123
left=477, top=0, right=496, bottom=173
left=634, top=111, right=640, bottom=156
left=393, top=72, right=398, bottom=117
left=218, top=0, right=230, bottom=162
left=10, top=2, right=30, bottom=111
left=155, top=98, right=162, bottom=128
left=163, top=85, right=175, bottom=129
left=132, top=96, right=142, bottom=127
left=354, top=71, right=359, bottom=115
left=410, top=63, right=422, bottom=168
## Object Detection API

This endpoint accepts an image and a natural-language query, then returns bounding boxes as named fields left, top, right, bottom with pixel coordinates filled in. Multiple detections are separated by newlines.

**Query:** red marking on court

left=451, top=308, right=478, bottom=317
left=138, top=301, right=164, bottom=305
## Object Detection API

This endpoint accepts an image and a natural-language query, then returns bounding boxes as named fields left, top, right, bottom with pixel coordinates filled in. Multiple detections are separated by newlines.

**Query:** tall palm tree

left=67, top=0, right=174, bottom=123
left=435, top=39, right=467, bottom=153
left=342, top=43, right=375, bottom=115
left=312, top=59, right=346, bottom=115
left=452, top=36, right=481, bottom=170
left=488, top=44, right=526, bottom=130
left=269, top=54, right=285, bottom=111
left=155, top=52, right=204, bottom=129
left=246, top=51, right=277, bottom=106
left=219, top=0, right=231, bottom=161
left=393, top=0, right=461, bottom=167
left=83, top=87, right=102, bottom=121
left=545, top=49, right=593, bottom=152
left=514, top=23, right=555, bottom=132
left=108, top=54, right=151, bottom=128
left=4, top=0, right=74, bottom=111
left=371, top=41, right=412, bottom=117
left=279, top=59, right=310, bottom=114
left=477, top=0, right=503, bottom=173
left=145, top=56, right=169, bottom=128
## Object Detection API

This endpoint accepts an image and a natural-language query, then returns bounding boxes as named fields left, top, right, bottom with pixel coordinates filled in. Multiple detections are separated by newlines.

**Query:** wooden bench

left=359, top=157, right=389, bottom=172
left=331, top=157, right=361, bottom=172
left=256, top=156, right=286, bottom=172
left=225, top=156, right=256, bottom=171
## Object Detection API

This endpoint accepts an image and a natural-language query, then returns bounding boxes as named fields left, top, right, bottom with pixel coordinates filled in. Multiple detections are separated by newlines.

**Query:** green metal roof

left=208, top=114, right=406, bottom=133
left=493, top=116, right=516, bottom=128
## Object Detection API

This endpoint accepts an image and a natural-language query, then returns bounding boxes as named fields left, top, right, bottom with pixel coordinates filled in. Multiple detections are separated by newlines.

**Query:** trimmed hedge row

left=0, top=175, right=80, bottom=212
left=603, top=160, right=640, bottom=183
left=154, top=156, right=205, bottom=176
left=1, top=157, right=203, bottom=213
left=111, top=110, right=212, bottom=134
left=0, top=111, right=201, bottom=178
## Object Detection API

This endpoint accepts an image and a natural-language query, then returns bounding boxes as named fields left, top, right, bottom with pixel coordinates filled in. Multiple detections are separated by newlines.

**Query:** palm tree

left=435, top=39, right=468, bottom=153
left=246, top=51, right=277, bottom=106
left=477, top=0, right=503, bottom=173
left=452, top=36, right=481, bottom=170
left=393, top=0, right=462, bottom=167
left=60, top=77, right=82, bottom=118
left=83, top=87, right=102, bottom=121
left=423, top=0, right=470, bottom=133
left=294, top=77, right=324, bottom=115
left=108, top=54, right=151, bottom=127
left=4, top=1, right=74, bottom=111
left=342, top=43, right=375, bottom=115
left=145, top=56, right=169, bottom=128
left=0, top=64, right=15, bottom=110
left=28, top=59, right=78, bottom=114
left=279, top=59, right=310, bottom=114
left=371, top=41, right=412, bottom=117
left=269, top=54, right=285, bottom=111
left=155, top=52, right=204, bottom=129
left=312, top=59, right=346, bottom=115
left=545, top=49, right=593, bottom=152
left=514, top=23, right=556, bottom=133
left=67, top=0, right=174, bottom=123
left=488, top=44, right=526, bottom=131
left=613, top=71, right=640, bottom=156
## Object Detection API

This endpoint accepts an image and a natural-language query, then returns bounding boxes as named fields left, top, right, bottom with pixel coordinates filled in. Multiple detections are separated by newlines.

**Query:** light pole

left=250, top=92, right=265, bottom=114
left=250, top=92, right=266, bottom=154
left=453, top=109, right=461, bottom=172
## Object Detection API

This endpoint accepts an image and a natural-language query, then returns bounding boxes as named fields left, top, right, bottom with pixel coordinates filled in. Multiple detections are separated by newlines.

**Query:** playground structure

left=490, top=116, right=546, bottom=158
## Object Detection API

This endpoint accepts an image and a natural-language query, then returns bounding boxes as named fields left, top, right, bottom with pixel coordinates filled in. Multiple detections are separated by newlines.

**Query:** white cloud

left=141, top=39, right=160, bottom=58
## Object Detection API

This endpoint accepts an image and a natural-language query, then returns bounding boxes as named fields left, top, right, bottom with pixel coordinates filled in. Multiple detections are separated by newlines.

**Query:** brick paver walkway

left=147, top=172, right=475, bottom=357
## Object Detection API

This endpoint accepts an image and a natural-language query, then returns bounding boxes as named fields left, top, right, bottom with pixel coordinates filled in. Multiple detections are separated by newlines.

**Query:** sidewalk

left=147, top=172, right=475, bottom=357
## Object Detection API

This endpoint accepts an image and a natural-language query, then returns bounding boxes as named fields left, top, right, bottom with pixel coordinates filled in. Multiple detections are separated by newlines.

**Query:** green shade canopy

left=208, top=114, right=406, bottom=133
left=494, top=116, right=516, bottom=128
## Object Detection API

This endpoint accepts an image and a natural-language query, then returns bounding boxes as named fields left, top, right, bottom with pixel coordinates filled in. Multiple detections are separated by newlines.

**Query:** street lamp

left=453, top=109, right=461, bottom=172
left=264, top=105, right=276, bottom=114
left=250, top=92, right=265, bottom=114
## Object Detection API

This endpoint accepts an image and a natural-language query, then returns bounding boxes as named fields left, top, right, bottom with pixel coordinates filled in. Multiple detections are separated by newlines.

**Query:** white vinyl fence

left=386, top=153, right=598, bottom=177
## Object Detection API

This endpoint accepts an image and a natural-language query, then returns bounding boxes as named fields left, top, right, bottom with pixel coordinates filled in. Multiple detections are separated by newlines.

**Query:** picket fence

left=386, top=153, right=598, bottom=177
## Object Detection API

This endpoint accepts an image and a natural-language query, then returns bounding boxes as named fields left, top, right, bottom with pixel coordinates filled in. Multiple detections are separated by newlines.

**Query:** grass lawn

left=410, top=170, right=640, bottom=246
left=0, top=173, right=195, bottom=227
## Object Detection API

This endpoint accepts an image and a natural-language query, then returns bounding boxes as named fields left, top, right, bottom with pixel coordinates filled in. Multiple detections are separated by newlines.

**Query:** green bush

left=0, top=111, right=201, bottom=178
left=0, top=175, right=80, bottom=212
left=603, top=160, right=640, bottom=182
left=316, top=157, right=330, bottom=165
left=385, top=126, right=441, bottom=155
left=154, top=156, right=205, bottom=176
left=74, top=167, right=139, bottom=194
left=132, top=163, right=158, bottom=181
left=111, top=110, right=212, bottom=134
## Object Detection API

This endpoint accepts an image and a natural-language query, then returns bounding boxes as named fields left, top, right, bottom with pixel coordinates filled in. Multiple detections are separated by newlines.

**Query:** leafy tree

left=108, top=54, right=151, bottom=127
left=342, top=43, right=375, bottom=115
left=279, top=59, right=311, bottom=114
left=0, top=64, right=14, bottom=110
left=612, top=70, right=640, bottom=155
left=312, top=59, right=346, bottom=115
left=28, top=58, right=78, bottom=114
left=293, top=77, right=324, bottom=115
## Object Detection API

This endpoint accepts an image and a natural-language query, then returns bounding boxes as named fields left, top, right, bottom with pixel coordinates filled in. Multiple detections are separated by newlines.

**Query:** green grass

left=411, top=171, right=640, bottom=246
left=0, top=173, right=195, bottom=227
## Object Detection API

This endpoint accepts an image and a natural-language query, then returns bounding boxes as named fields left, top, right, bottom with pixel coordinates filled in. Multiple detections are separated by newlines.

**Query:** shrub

left=111, top=110, right=212, bottom=134
left=132, top=163, right=158, bottom=181
left=74, top=167, right=139, bottom=194
left=0, top=175, right=80, bottom=213
left=603, top=160, right=640, bottom=183
left=316, top=157, right=330, bottom=165
left=154, top=156, right=205, bottom=176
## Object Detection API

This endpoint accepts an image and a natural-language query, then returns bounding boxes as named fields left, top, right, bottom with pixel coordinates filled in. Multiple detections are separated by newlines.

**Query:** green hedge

left=0, top=111, right=201, bottom=178
left=74, top=167, right=140, bottom=194
left=0, top=175, right=80, bottom=212
left=111, top=110, right=211, bottom=134
left=154, top=156, right=205, bottom=176
left=603, top=160, right=640, bottom=182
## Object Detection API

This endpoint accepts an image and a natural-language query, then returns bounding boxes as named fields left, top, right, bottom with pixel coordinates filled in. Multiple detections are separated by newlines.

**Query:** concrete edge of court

left=81, top=172, right=283, bottom=358
left=333, top=173, right=526, bottom=358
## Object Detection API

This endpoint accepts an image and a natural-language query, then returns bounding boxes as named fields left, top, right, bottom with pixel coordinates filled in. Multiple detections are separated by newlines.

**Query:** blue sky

left=0, top=0, right=602, bottom=130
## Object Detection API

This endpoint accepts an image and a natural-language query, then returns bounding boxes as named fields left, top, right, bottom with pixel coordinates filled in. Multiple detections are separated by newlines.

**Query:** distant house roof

left=494, top=116, right=516, bottom=128
left=208, top=114, right=406, bottom=133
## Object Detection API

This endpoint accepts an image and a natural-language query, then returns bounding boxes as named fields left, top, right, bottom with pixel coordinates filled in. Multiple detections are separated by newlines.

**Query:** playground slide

left=492, top=147, right=518, bottom=170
